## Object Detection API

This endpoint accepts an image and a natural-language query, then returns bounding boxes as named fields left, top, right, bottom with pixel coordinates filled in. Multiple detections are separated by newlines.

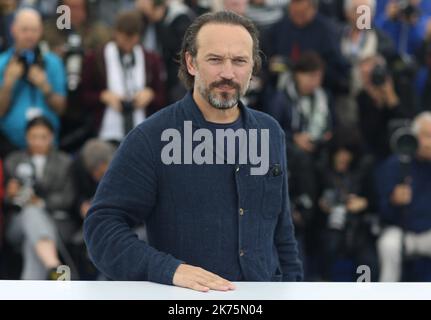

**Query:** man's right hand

left=6, top=179, right=21, bottom=199
left=80, top=200, right=92, bottom=219
left=100, top=90, right=123, bottom=112
left=172, top=264, right=236, bottom=292
left=293, top=133, right=315, bottom=153
left=4, top=58, right=24, bottom=86
left=391, top=183, right=413, bottom=206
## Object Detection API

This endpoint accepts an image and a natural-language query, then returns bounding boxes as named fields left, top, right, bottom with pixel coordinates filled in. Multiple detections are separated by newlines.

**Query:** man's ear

left=185, top=52, right=196, bottom=76
left=10, top=23, right=16, bottom=40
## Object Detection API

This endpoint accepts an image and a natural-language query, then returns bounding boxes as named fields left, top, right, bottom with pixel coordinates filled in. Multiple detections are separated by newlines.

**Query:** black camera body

left=397, top=0, right=420, bottom=20
left=371, top=63, right=389, bottom=87
left=121, top=100, right=135, bottom=113
left=16, top=46, right=44, bottom=78
left=390, top=122, right=418, bottom=162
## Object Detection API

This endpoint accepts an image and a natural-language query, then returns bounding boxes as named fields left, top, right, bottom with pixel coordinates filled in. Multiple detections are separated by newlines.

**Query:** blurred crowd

left=1, top=0, right=431, bottom=282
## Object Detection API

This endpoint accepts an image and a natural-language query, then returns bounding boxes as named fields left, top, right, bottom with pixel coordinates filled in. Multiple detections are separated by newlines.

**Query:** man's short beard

left=207, top=90, right=240, bottom=110
left=198, top=78, right=242, bottom=110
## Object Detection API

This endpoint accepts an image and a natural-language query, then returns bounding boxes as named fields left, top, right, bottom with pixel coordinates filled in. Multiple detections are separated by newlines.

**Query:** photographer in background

left=357, top=54, right=413, bottom=161
left=375, top=0, right=431, bottom=57
left=337, top=0, right=396, bottom=128
left=42, top=0, right=111, bottom=152
left=267, top=52, right=332, bottom=210
left=3, top=116, right=74, bottom=280
left=71, top=139, right=115, bottom=223
left=69, top=139, right=115, bottom=279
left=266, top=52, right=333, bottom=278
left=81, top=10, right=165, bottom=145
left=416, top=17, right=431, bottom=111
left=318, top=128, right=378, bottom=281
left=0, top=8, right=66, bottom=156
left=135, top=0, right=194, bottom=103
left=264, top=0, right=350, bottom=96
left=377, top=112, right=431, bottom=281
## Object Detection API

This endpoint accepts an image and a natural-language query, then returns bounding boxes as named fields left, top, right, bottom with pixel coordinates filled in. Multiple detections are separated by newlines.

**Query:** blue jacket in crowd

left=0, top=47, right=66, bottom=148
left=374, top=0, right=431, bottom=56
left=376, top=155, right=431, bottom=233
left=264, top=12, right=350, bottom=92
left=84, top=92, right=303, bottom=285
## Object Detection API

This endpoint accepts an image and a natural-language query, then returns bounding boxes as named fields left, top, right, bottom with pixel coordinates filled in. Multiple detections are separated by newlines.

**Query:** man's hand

left=80, top=200, right=92, bottom=219
left=6, top=179, right=21, bottom=199
left=292, top=209, right=305, bottom=227
left=381, top=77, right=399, bottom=108
left=391, top=183, right=412, bottom=206
left=346, top=194, right=368, bottom=214
left=30, top=194, right=44, bottom=207
left=27, top=65, right=48, bottom=90
left=293, top=133, right=315, bottom=153
left=173, top=264, right=236, bottom=292
left=133, top=88, right=154, bottom=110
left=100, top=90, right=123, bottom=112
left=4, top=58, right=25, bottom=86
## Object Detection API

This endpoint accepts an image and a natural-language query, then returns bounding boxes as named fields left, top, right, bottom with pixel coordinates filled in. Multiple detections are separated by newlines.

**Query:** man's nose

left=220, top=60, right=235, bottom=79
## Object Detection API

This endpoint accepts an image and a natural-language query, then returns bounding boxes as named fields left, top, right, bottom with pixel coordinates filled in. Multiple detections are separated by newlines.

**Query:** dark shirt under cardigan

left=84, top=92, right=303, bottom=285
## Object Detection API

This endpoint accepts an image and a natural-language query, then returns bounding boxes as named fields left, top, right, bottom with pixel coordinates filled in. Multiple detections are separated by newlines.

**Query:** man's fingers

left=190, top=282, right=210, bottom=292
left=196, top=270, right=235, bottom=290
left=206, top=280, right=232, bottom=291
left=210, top=275, right=236, bottom=290
left=173, top=264, right=235, bottom=292
left=196, top=276, right=230, bottom=291
left=199, top=278, right=231, bottom=291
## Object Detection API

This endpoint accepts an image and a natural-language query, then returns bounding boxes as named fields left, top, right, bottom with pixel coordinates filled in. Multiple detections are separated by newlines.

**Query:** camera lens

left=390, top=126, right=418, bottom=159
left=371, top=64, right=388, bottom=86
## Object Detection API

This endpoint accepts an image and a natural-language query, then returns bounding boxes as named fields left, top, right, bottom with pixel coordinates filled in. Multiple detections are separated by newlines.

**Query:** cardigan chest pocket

left=261, top=164, right=284, bottom=219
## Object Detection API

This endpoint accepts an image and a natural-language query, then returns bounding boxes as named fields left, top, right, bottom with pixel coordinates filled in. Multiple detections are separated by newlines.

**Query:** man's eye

left=234, top=59, right=247, bottom=65
left=208, top=58, right=221, bottom=63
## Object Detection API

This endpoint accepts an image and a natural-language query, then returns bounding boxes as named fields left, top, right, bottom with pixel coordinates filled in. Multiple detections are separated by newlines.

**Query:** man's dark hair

left=292, top=51, right=325, bottom=73
left=178, top=11, right=262, bottom=90
left=114, top=10, right=143, bottom=36
left=289, top=0, right=319, bottom=7
left=26, top=116, right=55, bottom=133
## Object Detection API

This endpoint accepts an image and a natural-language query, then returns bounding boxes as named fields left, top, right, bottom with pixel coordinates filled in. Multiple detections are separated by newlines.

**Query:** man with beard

left=84, top=11, right=303, bottom=292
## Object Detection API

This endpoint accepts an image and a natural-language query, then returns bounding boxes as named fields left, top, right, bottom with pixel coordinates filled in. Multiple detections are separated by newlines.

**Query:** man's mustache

left=209, top=80, right=240, bottom=91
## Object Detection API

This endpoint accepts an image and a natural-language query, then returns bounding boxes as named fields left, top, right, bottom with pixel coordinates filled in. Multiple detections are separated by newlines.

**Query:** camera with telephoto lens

left=11, top=162, right=36, bottom=211
left=371, top=63, right=389, bottom=87
left=121, top=100, right=135, bottom=113
left=16, top=46, right=44, bottom=78
left=389, top=119, right=418, bottom=164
